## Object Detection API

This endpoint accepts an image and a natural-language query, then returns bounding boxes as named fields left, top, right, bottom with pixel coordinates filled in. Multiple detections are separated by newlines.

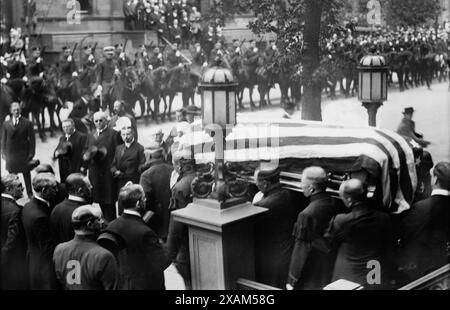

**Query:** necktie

left=14, top=119, right=18, bottom=127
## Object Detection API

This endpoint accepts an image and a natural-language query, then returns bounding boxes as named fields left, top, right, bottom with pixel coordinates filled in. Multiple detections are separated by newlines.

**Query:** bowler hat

left=403, top=107, right=415, bottom=114
left=256, top=165, right=280, bottom=181
left=185, top=105, right=201, bottom=116
left=55, top=141, right=73, bottom=159
left=83, top=146, right=107, bottom=162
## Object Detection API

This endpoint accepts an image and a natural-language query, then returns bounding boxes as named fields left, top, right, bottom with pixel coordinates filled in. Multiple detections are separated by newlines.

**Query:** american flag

left=178, top=119, right=417, bottom=213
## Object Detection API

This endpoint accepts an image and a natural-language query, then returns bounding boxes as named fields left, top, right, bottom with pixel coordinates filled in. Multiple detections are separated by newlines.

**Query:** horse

left=0, top=83, right=14, bottom=132
left=110, top=66, right=143, bottom=117
left=21, top=77, right=47, bottom=141
left=230, top=54, right=258, bottom=110
left=161, top=64, right=199, bottom=119
left=43, top=66, right=64, bottom=135
left=140, top=66, right=168, bottom=121
left=255, top=56, right=272, bottom=108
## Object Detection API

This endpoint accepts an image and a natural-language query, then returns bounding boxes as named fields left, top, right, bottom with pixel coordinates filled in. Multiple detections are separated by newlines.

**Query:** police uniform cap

left=103, top=46, right=115, bottom=53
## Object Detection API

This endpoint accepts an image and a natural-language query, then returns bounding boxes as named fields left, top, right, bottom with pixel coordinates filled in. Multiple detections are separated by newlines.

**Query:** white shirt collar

left=68, top=195, right=86, bottom=203
left=431, top=189, right=450, bottom=197
left=34, top=195, right=50, bottom=207
left=97, top=126, right=107, bottom=135
left=1, top=193, right=15, bottom=200
left=123, top=209, right=141, bottom=218
left=125, top=139, right=135, bottom=149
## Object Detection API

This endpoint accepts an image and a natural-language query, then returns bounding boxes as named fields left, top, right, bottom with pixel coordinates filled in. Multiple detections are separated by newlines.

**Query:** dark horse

left=0, top=83, right=14, bottom=132
left=110, top=66, right=143, bottom=117
left=161, top=64, right=199, bottom=119
left=140, top=66, right=168, bottom=121
left=230, top=53, right=258, bottom=109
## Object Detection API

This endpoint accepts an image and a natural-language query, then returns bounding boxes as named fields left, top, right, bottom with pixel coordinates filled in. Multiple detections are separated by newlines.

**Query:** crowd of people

left=123, top=0, right=204, bottom=48
left=1, top=17, right=450, bottom=290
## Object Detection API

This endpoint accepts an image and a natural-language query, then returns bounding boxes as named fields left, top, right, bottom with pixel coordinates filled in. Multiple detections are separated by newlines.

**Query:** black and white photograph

left=0, top=0, right=449, bottom=295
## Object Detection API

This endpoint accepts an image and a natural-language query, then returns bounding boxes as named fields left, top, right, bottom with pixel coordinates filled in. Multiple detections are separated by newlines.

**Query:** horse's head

left=124, top=67, right=140, bottom=91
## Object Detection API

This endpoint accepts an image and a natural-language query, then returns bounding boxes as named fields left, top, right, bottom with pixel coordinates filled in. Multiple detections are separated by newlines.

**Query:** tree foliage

left=242, top=0, right=345, bottom=121
left=386, top=0, right=441, bottom=28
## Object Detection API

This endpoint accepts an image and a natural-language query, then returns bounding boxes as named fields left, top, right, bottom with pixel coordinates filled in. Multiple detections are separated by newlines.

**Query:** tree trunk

left=301, top=0, right=323, bottom=121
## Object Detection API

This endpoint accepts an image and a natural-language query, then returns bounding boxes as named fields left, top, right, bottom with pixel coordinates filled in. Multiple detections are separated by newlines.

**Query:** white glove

left=36, top=57, right=41, bottom=63
left=0, top=56, right=3, bottom=62
left=176, top=51, right=181, bottom=57
left=286, top=284, right=294, bottom=290
left=114, top=68, right=121, bottom=75
left=178, top=63, right=183, bottom=67
left=1, top=60, right=6, bottom=67
left=88, top=54, right=95, bottom=61
left=39, top=72, right=44, bottom=78
left=143, top=51, right=148, bottom=57
left=196, top=47, right=201, bottom=53
left=235, top=47, right=240, bottom=53
left=22, top=76, right=28, bottom=82
left=72, top=71, right=78, bottom=77
left=253, top=47, right=258, bottom=53
left=148, top=64, right=153, bottom=70
left=0, top=78, right=7, bottom=84
left=97, top=85, right=103, bottom=92
left=158, top=53, right=163, bottom=59
left=272, top=45, right=277, bottom=51
left=202, top=62, right=207, bottom=67
left=120, top=52, right=125, bottom=59
left=67, top=55, right=73, bottom=62
left=6, top=73, right=10, bottom=79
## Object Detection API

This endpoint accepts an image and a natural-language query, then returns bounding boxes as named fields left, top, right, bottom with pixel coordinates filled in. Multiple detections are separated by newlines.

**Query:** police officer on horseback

left=58, top=46, right=78, bottom=102
left=95, top=46, right=119, bottom=112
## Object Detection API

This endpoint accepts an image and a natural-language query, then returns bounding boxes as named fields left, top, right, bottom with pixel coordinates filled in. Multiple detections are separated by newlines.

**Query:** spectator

left=189, top=6, right=201, bottom=44
left=53, top=118, right=88, bottom=183
left=111, top=126, right=146, bottom=206
left=50, top=173, right=93, bottom=244
left=123, top=0, right=137, bottom=30
left=1, top=101, right=35, bottom=198
left=286, top=166, right=345, bottom=290
left=326, top=179, right=394, bottom=290
left=253, top=164, right=301, bottom=289
left=21, top=173, right=60, bottom=290
left=1, top=174, right=28, bottom=289
left=105, top=183, right=171, bottom=289
left=399, top=162, right=450, bottom=282
left=108, top=100, right=138, bottom=140
left=53, top=204, right=120, bottom=290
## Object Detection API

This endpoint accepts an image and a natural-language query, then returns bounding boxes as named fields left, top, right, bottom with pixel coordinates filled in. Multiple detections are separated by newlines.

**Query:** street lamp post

left=171, top=63, right=267, bottom=290
left=357, top=55, right=388, bottom=127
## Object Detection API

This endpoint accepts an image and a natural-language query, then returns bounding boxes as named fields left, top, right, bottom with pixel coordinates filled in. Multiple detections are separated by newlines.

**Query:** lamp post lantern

left=357, top=55, right=388, bottom=127
left=170, top=62, right=267, bottom=290
left=197, top=64, right=239, bottom=205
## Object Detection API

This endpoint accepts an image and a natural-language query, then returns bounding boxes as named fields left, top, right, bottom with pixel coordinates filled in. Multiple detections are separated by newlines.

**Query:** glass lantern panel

left=229, top=91, right=236, bottom=126
left=203, top=90, right=213, bottom=126
left=214, top=90, right=227, bottom=126
left=362, top=72, right=372, bottom=100
left=371, top=72, right=381, bottom=101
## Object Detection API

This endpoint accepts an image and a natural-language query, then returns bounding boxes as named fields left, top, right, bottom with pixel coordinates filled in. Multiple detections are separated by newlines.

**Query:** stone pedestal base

left=172, top=198, right=267, bottom=290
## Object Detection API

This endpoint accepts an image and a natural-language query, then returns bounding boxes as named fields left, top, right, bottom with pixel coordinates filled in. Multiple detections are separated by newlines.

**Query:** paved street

left=2, top=81, right=449, bottom=182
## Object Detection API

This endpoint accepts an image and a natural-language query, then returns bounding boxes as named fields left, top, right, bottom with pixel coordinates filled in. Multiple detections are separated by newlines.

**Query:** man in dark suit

left=166, top=154, right=197, bottom=289
left=326, top=179, right=394, bottom=290
left=105, top=184, right=171, bottom=290
left=140, top=147, right=174, bottom=241
left=86, top=111, right=122, bottom=222
left=21, top=173, right=60, bottom=290
left=111, top=126, right=145, bottom=202
left=53, top=204, right=119, bottom=290
left=252, top=165, right=302, bottom=289
left=50, top=173, right=93, bottom=244
left=1, top=174, right=28, bottom=289
left=1, top=102, right=35, bottom=197
left=54, top=119, right=88, bottom=183
left=286, top=166, right=345, bottom=290
left=399, top=162, right=450, bottom=282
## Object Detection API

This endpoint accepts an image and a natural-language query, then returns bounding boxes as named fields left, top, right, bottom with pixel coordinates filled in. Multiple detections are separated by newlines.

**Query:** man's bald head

left=339, top=179, right=367, bottom=208
left=93, top=111, right=108, bottom=130
left=301, top=166, right=328, bottom=197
